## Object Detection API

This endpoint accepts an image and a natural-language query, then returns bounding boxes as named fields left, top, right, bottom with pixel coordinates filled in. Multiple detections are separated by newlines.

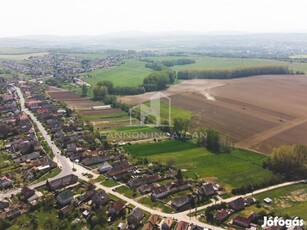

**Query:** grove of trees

left=177, top=65, right=289, bottom=80
left=267, top=144, right=307, bottom=179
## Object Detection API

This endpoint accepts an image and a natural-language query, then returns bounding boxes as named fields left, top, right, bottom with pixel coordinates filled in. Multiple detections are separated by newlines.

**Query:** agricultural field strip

left=237, top=117, right=307, bottom=149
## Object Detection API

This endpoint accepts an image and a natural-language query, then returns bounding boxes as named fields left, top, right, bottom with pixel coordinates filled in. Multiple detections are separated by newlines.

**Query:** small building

left=232, top=212, right=257, bottom=228
left=151, top=185, right=169, bottom=199
left=171, top=195, right=191, bottom=210
left=175, top=221, right=189, bottom=230
left=228, top=197, right=245, bottom=212
left=198, top=183, right=216, bottom=198
left=162, top=217, right=174, bottom=230
left=215, top=209, right=229, bottom=223
left=20, top=186, right=35, bottom=200
left=142, top=214, right=159, bottom=230
left=127, top=208, right=144, bottom=229
left=264, top=197, right=272, bottom=204
left=46, top=174, right=78, bottom=191
left=0, top=200, right=9, bottom=211
left=97, top=162, right=113, bottom=173
left=91, top=190, right=109, bottom=207
left=108, top=200, right=125, bottom=216
left=57, top=190, right=73, bottom=206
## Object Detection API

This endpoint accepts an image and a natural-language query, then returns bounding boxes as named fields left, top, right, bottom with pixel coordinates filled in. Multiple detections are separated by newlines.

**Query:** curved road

left=3, top=87, right=305, bottom=230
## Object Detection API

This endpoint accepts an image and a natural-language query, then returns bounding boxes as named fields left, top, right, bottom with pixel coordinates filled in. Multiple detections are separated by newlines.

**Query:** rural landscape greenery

left=1, top=1, right=307, bottom=229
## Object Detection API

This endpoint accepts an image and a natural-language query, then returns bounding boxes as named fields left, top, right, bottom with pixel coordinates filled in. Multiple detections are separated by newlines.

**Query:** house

left=245, top=197, right=256, bottom=206
left=5, top=207, right=21, bottom=220
left=66, top=143, right=77, bottom=153
left=190, top=224, right=204, bottom=230
left=162, top=217, right=174, bottom=230
left=0, top=177, right=12, bottom=189
left=215, top=209, right=229, bottom=223
left=106, top=161, right=134, bottom=178
left=128, top=174, right=161, bottom=188
left=20, top=186, right=35, bottom=200
left=46, top=174, right=78, bottom=191
left=139, top=184, right=155, bottom=195
left=13, top=152, right=40, bottom=164
left=198, top=183, right=216, bottom=198
left=59, top=205, right=74, bottom=218
left=151, top=185, right=169, bottom=199
left=171, top=195, right=191, bottom=210
left=175, top=221, right=189, bottom=230
left=109, top=200, right=125, bottom=216
left=77, top=190, right=97, bottom=205
left=97, top=162, right=113, bottom=173
left=142, top=214, right=159, bottom=230
left=82, top=155, right=110, bottom=166
left=57, top=190, right=73, bottom=206
left=27, top=193, right=39, bottom=207
left=91, top=190, right=110, bottom=207
left=232, top=212, right=257, bottom=228
left=0, top=200, right=9, bottom=211
left=127, top=208, right=144, bottom=229
left=228, top=197, right=245, bottom=212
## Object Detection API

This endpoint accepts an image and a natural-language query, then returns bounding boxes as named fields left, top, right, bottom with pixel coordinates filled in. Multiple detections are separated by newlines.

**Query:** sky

left=0, top=0, right=307, bottom=38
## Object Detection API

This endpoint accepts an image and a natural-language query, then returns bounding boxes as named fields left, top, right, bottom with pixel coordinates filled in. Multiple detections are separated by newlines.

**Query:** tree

left=206, top=129, right=220, bottom=153
left=172, top=117, right=190, bottom=137
left=176, top=169, right=183, bottom=181
left=82, top=84, right=88, bottom=96
left=93, top=85, right=108, bottom=100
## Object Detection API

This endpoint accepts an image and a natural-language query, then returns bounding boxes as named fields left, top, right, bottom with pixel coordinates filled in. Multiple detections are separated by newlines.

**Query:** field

left=47, top=86, right=106, bottom=110
left=121, top=75, right=307, bottom=154
left=254, top=183, right=307, bottom=219
left=146, top=55, right=307, bottom=73
left=0, top=47, right=37, bottom=54
left=124, top=140, right=275, bottom=190
left=82, top=59, right=153, bottom=87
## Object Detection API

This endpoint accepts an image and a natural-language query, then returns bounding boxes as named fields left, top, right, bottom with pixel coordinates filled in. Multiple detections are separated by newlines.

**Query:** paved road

left=3, top=87, right=304, bottom=230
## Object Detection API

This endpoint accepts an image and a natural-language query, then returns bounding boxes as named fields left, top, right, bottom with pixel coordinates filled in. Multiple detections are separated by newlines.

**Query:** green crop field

left=132, top=101, right=191, bottom=122
left=82, top=59, right=153, bottom=87
left=254, top=183, right=307, bottom=219
left=124, top=140, right=275, bottom=190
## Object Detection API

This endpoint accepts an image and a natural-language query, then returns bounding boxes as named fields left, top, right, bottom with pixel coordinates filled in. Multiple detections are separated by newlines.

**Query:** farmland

left=121, top=75, right=307, bottom=154
left=82, top=59, right=153, bottom=87
left=124, top=140, right=275, bottom=190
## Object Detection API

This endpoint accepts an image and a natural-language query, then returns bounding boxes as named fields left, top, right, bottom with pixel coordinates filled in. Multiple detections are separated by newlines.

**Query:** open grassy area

left=82, top=59, right=153, bottom=87
left=138, top=197, right=174, bottom=213
left=115, top=185, right=141, bottom=199
left=124, top=140, right=275, bottom=190
left=254, top=183, right=307, bottom=219
left=32, top=167, right=61, bottom=184
left=80, top=112, right=128, bottom=122
left=148, top=55, right=307, bottom=73
left=131, top=101, right=191, bottom=122
left=100, top=178, right=119, bottom=187
left=0, top=47, right=37, bottom=54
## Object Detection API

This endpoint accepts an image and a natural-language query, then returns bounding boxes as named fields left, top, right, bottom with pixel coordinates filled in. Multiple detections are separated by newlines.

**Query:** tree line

left=142, top=58, right=195, bottom=70
left=177, top=65, right=290, bottom=80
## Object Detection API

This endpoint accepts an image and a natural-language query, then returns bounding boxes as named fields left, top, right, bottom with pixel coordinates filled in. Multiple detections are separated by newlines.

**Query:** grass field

left=82, top=59, right=153, bottom=87
left=124, top=140, right=275, bottom=190
left=138, top=197, right=174, bottom=213
left=254, top=183, right=307, bottom=219
left=131, top=101, right=191, bottom=122
left=115, top=185, right=141, bottom=199
left=148, top=55, right=307, bottom=73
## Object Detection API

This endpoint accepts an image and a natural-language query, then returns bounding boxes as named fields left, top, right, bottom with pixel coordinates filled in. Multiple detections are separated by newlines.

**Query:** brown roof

left=176, top=221, right=189, bottom=230
left=112, top=200, right=125, bottom=212
left=229, top=197, right=245, bottom=211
